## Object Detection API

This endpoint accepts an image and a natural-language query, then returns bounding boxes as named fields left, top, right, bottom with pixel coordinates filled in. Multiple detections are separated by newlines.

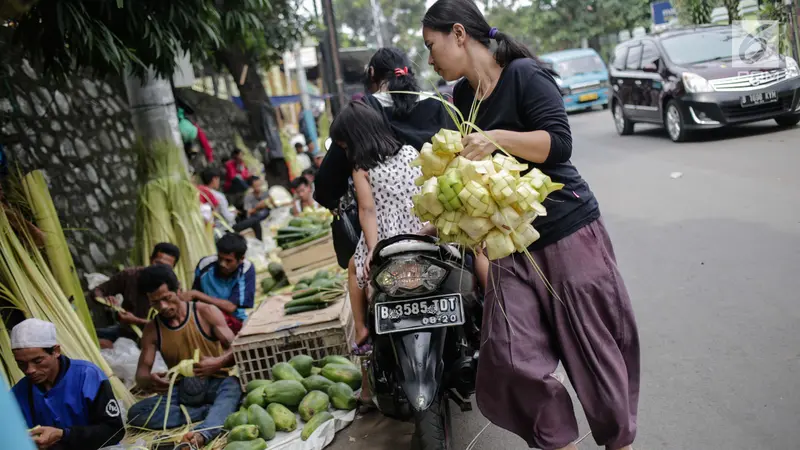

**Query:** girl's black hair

left=363, top=47, right=421, bottom=119
left=330, top=101, right=402, bottom=171
left=423, top=0, right=542, bottom=69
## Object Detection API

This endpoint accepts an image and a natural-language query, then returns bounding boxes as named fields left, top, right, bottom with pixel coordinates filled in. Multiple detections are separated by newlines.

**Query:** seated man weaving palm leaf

left=127, top=264, right=241, bottom=447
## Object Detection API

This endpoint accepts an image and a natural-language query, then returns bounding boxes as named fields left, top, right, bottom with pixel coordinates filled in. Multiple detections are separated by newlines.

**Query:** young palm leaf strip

left=133, top=140, right=215, bottom=288
left=0, top=204, right=135, bottom=407
left=20, top=170, right=99, bottom=346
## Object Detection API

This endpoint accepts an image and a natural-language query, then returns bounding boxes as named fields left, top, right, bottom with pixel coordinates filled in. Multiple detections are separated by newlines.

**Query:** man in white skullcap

left=10, top=318, right=123, bottom=450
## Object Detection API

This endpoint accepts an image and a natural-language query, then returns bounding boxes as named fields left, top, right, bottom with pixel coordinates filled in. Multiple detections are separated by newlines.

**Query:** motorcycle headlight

left=682, top=72, right=715, bottom=93
left=375, top=256, right=448, bottom=296
left=786, top=57, right=800, bottom=79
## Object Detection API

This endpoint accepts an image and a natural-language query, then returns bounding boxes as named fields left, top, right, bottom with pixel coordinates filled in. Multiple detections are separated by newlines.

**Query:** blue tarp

left=230, top=94, right=335, bottom=110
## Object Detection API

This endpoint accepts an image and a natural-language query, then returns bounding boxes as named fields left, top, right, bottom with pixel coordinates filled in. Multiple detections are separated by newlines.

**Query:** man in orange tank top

left=127, top=265, right=242, bottom=447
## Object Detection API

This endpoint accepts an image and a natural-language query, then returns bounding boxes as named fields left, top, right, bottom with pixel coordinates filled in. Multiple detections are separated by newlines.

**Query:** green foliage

left=720, top=0, right=740, bottom=23
left=218, top=0, right=311, bottom=67
left=13, top=0, right=223, bottom=79
left=333, top=0, right=428, bottom=70
left=485, top=0, right=652, bottom=54
left=10, top=0, right=309, bottom=79
left=675, top=0, right=712, bottom=24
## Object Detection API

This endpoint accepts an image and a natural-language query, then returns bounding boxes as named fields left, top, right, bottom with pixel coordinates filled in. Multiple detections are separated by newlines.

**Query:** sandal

left=356, top=395, right=377, bottom=414
left=351, top=340, right=373, bottom=356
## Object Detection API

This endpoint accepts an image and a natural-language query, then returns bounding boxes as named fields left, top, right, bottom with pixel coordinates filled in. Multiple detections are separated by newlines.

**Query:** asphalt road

left=328, top=109, right=800, bottom=450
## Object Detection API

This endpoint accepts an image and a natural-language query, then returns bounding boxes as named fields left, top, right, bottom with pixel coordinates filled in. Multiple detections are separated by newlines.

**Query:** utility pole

left=370, top=0, right=385, bottom=48
left=321, top=0, right=346, bottom=113
left=295, top=44, right=319, bottom=153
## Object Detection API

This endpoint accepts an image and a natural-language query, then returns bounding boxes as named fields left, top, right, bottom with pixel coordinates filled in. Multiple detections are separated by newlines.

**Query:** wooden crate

left=278, top=232, right=338, bottom=284
left=232, top=291, right=355, bottom=390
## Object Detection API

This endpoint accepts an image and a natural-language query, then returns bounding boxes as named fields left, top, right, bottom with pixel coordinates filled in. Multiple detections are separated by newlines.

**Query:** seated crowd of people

left=8, top=142, right=331, bottom=449
left=11, top=234, right=258, bottom=449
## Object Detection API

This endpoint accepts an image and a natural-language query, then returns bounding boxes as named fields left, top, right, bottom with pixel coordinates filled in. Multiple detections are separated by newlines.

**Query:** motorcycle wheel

left=411, top=393, right=452, bottom=450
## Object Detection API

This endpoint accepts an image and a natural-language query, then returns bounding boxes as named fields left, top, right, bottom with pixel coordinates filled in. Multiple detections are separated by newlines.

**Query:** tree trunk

left=216, top=46, right=268, bottom=142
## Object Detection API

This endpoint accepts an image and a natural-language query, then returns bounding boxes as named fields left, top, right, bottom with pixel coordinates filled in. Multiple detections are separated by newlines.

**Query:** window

left=660, top=28, right=762, bottom=65
left=554, top=54, right=607, bottom=78
left=641, top=41, right=660, bottom=67
left=626, top=45, right=642, bottom=70
left=612, top=46, right=628, bottom=70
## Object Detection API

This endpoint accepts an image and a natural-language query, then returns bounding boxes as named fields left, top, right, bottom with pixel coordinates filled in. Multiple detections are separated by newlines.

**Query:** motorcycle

left=364, top=234, right=483, bottom=450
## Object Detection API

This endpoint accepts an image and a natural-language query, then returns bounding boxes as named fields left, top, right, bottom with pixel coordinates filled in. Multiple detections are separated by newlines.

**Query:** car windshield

left=661, top=28, right=773, bottom=65
left=552, top=55, right=606, bottom=78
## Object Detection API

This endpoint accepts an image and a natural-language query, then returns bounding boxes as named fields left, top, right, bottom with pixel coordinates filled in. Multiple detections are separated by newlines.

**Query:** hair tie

left=394, top=67, right=409, bottom=77
left=488, top=27, right=499, bottom=39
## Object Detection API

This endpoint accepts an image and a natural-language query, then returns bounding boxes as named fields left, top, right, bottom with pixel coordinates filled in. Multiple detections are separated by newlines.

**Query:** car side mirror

left=643, top=62, right=658, bottom=73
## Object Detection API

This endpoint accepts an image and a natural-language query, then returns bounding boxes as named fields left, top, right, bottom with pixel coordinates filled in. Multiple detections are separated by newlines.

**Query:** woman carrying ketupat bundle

left=421, top=1, right=640, bottom=450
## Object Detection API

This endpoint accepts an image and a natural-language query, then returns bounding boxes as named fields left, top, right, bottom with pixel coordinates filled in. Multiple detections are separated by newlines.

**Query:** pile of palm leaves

left=0, top=192, right=135, bottom=407
left=133, top=140, right=215, bottom=288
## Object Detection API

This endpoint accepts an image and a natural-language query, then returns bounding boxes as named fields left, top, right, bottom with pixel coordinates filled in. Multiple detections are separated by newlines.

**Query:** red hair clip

left=394, top=67, right=409, bottom=77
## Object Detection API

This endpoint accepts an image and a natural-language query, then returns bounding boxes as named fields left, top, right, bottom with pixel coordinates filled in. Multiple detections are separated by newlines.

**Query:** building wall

left=1, top=56, right=139, bottom=276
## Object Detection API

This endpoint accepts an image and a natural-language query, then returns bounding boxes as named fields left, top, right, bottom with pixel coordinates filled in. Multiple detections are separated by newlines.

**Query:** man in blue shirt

left=182, top=233, right=255, bottom=334
left=10, top=319, right=124, bottom=450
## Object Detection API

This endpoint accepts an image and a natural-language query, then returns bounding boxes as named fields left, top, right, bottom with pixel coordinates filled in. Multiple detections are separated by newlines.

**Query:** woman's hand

left=461, top=131, right=497, bottom=161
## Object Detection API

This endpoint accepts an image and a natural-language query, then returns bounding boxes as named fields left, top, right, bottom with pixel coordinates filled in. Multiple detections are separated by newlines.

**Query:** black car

left=608, top=25, right=800, bottom=142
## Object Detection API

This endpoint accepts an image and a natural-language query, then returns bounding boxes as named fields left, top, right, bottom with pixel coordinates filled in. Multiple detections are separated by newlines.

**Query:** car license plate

left=740, top=91, right=777, bottom=108
left=578, top=92, right=598, bottom=102
left=374, top=294, right=465, bottom=335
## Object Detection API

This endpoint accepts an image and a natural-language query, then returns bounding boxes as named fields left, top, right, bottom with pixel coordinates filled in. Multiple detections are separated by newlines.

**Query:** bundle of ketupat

left=133, top=140, right=215, bottom=288
left=0, top=203, right=135, bottom=406
left=410, top=128, right=564, bottom=260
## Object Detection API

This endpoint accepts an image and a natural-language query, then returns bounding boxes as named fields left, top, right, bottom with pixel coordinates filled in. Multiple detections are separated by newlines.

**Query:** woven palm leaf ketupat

left=133, top=140, right=215, bottom=288
left=0, top=205, right=135, bottom=407
left=20, top=170, right=98, bottom=347
left=400, top=90, right=565, bottom=260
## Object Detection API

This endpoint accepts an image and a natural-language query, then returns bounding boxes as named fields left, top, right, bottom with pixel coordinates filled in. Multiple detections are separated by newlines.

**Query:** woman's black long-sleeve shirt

left=452, top=58, right=600, bottom=250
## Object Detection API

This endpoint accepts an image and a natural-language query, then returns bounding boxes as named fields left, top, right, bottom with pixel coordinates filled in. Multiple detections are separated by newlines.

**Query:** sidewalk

left=326, top=410, right=414, bottom=450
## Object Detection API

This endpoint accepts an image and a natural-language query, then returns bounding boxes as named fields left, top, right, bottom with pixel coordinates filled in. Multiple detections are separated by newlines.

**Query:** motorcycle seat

left=378, top=240, right=462, bottom=261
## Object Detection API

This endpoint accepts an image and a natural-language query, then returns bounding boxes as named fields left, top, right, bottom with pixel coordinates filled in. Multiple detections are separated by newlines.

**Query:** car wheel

left=665, top=100, right=690, bottom=142
left=775, top=115, right=800, bottom=127
left=613, top=102, right=634, bottom=136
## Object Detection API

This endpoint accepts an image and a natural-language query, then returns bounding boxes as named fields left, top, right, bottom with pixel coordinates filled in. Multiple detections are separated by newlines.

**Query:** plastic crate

left=232, top=293, right=355, bottom=390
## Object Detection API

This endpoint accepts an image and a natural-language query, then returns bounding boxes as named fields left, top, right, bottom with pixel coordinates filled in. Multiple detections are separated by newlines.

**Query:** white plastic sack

left=246, top=237, right=270, bottom=274
left=85, top=272, right=111, bottom=290
left=99, top=438, right=146, bottom=450
left=265, top=408, right=356, bottom=450
left=100, top=338, right=168, bottom=389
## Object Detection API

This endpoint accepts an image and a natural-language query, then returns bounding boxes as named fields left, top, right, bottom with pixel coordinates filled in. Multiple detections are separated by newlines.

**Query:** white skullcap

left=10, top=318, right=58, bottom=350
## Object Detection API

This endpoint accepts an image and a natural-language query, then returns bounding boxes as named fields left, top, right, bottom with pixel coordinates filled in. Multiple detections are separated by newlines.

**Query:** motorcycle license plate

left=374, top=294, right=465, bottom=335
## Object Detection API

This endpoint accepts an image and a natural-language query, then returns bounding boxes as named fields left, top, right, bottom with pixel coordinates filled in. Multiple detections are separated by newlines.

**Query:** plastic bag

left=246, top=237, right=270, bottom=274
left=101, top=338, right=168, bottom=389
left=85, top=272, right=110, bottom=291
left=99, top=438, right=146, bottom=450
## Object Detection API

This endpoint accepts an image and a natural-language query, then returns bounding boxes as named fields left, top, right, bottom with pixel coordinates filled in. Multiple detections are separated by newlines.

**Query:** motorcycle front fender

left=392, top=328, right=447, bottom=412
